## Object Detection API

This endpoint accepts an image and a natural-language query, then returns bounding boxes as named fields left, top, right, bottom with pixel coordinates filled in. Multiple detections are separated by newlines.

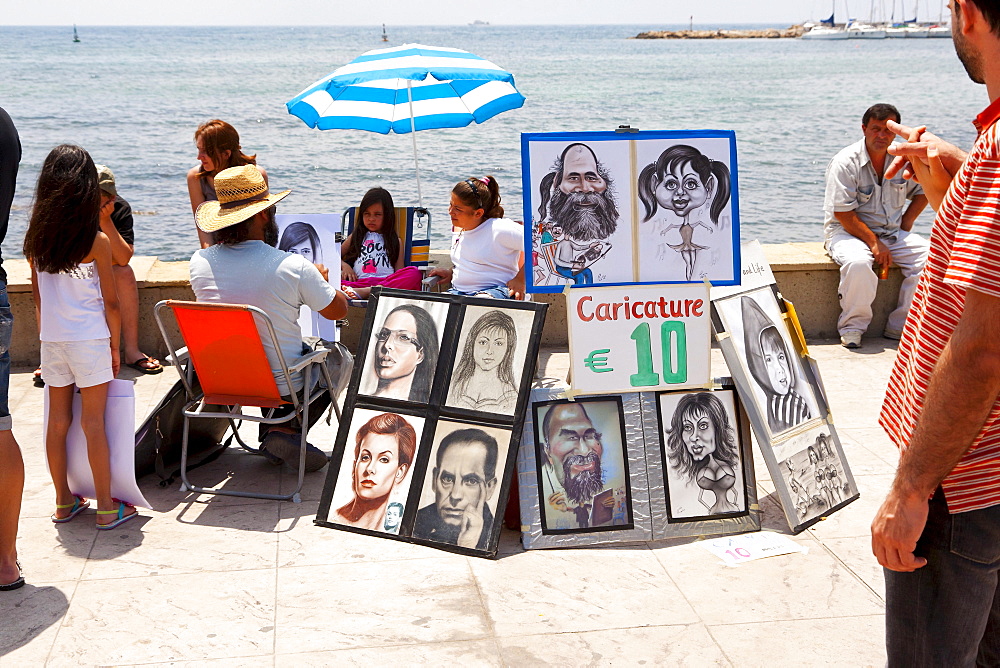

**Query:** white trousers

left=826, top=230, right=929, bottom=336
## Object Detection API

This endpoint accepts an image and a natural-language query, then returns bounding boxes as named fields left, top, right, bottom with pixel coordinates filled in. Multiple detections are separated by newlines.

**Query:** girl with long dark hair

left=340, top=187, right=422, bottom=298
left=24, top=145, right=137, bottom=530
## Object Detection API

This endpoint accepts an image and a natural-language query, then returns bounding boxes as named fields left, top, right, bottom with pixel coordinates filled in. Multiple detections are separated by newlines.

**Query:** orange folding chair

left=154, top=300, right=340, bottom=503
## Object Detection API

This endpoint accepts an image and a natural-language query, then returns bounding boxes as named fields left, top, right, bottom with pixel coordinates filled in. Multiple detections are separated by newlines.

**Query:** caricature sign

left=567, top=284, right=712, bottom=395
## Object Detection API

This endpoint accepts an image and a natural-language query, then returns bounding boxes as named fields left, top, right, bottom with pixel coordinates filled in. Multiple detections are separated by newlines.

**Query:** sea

left=0, top=24, right=986, bottom=262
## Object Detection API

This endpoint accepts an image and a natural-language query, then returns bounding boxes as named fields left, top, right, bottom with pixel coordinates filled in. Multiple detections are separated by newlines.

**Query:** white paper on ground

left=701, top=531, right=806, bottom=566
left=44, top=378, right=151, bottom=509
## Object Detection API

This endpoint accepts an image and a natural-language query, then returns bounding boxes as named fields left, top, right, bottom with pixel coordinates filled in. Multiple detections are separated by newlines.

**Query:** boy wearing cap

left=189, top=164, right=348, bottom=471
left=96, top=164, right=163, bottom=375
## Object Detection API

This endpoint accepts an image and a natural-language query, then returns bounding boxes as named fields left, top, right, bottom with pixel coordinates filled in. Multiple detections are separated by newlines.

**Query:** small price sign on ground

left=566, top=284, right=711, bottom=395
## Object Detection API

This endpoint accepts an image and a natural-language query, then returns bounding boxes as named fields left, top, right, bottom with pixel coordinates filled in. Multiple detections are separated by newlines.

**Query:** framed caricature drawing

left=522, top=130, right=741, bottom=293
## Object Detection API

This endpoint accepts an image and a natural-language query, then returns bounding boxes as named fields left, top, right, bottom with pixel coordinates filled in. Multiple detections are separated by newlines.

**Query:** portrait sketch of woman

left=659, top=390, right=747, bottom=521
left=359, top=297, right=448, bottom=404
left=328, top=409, right=425, bottom=533
left=445, top=305, right=534, bottom=415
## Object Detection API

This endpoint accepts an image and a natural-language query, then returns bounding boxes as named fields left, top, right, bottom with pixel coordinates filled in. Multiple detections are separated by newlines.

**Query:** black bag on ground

left=134, top=372, right=233, bottom=486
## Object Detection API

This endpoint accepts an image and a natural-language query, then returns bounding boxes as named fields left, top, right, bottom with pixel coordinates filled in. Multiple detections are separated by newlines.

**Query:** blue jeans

left=0, top=284, right=11, bottom=431
left=885, top=488, right=1000, bottom=666
left=555, top=264, right=592, bottom=285
left=445, top=285, right=511, bottom=299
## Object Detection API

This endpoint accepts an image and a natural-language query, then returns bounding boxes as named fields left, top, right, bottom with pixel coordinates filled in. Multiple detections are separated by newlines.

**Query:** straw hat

left=195, top=164, right=290, bottom=233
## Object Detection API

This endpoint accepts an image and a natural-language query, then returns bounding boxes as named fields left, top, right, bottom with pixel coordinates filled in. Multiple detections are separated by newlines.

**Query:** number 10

left=629, top=321, right=687, bottom=387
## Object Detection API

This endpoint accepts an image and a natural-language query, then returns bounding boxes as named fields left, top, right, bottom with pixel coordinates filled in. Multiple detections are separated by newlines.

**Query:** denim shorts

left=445, top=285, right=512, bottom=299
left=0, top=284, right=11, bottom=431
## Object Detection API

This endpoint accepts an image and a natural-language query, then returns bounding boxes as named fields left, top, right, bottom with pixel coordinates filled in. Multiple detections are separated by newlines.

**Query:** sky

left=5, top=0, right=933, bottom=27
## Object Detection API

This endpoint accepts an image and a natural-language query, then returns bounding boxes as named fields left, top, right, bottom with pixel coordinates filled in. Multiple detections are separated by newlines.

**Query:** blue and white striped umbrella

left=286, top=43, right=525, bottom=206
left=286, top=43, right=526, bottom=135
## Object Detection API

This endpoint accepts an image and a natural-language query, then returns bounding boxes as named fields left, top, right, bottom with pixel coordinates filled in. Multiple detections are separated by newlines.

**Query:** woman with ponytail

left=427, top=176, right=525, bottom=300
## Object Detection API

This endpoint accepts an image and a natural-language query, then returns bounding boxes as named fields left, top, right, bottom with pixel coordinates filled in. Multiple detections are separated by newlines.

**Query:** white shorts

left=41, top=338, right=114, bottom=388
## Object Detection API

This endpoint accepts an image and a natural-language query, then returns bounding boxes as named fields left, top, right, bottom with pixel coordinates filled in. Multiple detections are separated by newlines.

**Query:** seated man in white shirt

left=823, top=103, right=929, bottom=348
left=189, top=164, right=348, bottom=471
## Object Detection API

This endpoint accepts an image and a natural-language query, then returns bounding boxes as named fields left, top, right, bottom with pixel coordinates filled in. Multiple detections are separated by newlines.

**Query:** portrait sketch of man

left=534, top=398, right=631, bottom=533
left=412, top=421, right=511, bottom=551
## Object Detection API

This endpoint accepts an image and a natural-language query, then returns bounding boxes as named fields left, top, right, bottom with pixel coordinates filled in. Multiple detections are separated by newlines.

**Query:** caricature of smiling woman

left=741, top=296, right=812, bottom=434
left=448, top=310, right=519, bottom=414
left=666, top=392, right=740, bottom=515
left=333, top=413, right=417, bottom=531
left=638, top=145, right=731, bottom=280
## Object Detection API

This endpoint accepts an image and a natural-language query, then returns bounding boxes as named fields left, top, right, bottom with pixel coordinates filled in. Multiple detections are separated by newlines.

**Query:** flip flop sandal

left=0, top=561, right=25, bottom=591
left=51, top=495, right=90, bottom=523
left=33, top=367, right=44, bottom=387
left=126, top=356, right=164, bottom=375
left=96, top=500, right=138, bottom=530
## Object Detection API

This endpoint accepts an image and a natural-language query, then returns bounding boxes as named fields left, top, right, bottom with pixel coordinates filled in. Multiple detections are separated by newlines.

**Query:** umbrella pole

left=406, top=80, right=424, bottom=209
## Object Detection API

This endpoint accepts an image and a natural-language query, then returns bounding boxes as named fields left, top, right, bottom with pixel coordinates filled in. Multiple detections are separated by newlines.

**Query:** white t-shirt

left=189, top=241, right=338, bottom=394
left=451, top=217, right=523, bottom=293
left=351, top=231, right=394, bottom=279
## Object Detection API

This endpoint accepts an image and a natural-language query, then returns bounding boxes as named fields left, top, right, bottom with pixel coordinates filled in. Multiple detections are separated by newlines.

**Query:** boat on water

left=73, top=25, right=80, bottom=43
left=801, top=25, right=848, bottom=39
left=846, top=20, right=888, bottom=38
left=381, top=24, right=388, bottom=42
left=886, top=24, right=930, bottom=37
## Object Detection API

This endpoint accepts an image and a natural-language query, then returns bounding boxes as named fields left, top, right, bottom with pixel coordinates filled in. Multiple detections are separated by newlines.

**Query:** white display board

left=567, top=283, right=712, bottom=395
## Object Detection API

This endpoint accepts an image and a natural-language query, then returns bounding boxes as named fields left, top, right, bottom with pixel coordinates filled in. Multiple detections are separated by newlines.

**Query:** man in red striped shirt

left=872, top=1, right=1000, bottom=664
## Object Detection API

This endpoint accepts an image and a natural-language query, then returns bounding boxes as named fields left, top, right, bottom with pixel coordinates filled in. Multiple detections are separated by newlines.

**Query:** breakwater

left=633, top=25, right=806, bottom=39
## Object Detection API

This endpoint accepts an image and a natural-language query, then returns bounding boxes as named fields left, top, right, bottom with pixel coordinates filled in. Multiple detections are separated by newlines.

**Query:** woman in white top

left=340, top=187, right=422, bottom=299
left=428, top=176, right=525, bottom=300
left=24, top=145, right=138, bottom=530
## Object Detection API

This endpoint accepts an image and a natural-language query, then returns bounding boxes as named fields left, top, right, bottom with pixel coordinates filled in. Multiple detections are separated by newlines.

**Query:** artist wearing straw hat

left=189, top=164, right=348, bottom=471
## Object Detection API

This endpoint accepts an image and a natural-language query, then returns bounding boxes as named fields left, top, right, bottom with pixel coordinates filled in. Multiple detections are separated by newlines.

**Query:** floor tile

left=498, top=624, right=731, bottom=666
left=471, top=547, right=699, bottom=637
left=652, top=535, right=884, bottom=625
left=709, top=614, right=886, bottom=667
left=47, top=569, right=276, bottom=665
left=276, top=638, right=502, bottom=667
left=82, top=502, right=280, bottom=580
left=274, top=558, right=490, bottom=654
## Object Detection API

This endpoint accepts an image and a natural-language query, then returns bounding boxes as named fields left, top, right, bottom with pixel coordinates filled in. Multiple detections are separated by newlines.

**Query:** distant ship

left=73, top=25, right=80, bottom=43
left=469, top=20, right=489, bottom=26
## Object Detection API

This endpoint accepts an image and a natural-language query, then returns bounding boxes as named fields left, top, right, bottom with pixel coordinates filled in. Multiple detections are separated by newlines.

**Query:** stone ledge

left=4, top=242, right=887, bottom=365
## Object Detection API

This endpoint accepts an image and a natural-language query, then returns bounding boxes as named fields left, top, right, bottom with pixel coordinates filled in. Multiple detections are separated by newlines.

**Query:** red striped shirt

left=880, top=97, right=1000, bottom=514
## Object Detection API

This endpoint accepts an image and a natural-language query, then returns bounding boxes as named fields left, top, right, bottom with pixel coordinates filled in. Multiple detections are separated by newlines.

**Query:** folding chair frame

left=154, top=300, right=339, bottom=503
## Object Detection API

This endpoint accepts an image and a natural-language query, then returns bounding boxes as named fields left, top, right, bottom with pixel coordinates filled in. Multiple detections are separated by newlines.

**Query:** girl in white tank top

left=23, top=145, right=138, bottom=530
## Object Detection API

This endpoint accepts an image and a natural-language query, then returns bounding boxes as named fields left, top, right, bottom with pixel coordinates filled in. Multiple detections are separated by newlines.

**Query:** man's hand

left=872, top=488, right=929, bottom=572
left=456, top=492, right=486, bottom=549
left=98, top=196, right=115, bottom=233
left=314, top=263, right=330, bottom=282
left=870, top=238, right=892, bottom=269
left=547, top=491, right=568, bottom=513
left=340, top=261, right=357, bottom=282
left=885, top=120, right=967, bottom=210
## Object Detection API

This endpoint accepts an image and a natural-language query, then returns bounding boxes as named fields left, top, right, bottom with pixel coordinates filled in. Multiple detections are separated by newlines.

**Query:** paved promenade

left=1, top=339, right=899, bottom=666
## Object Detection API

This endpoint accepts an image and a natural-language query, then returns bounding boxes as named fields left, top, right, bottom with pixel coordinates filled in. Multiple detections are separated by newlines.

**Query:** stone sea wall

left=633, top=26, right=806, bottom=39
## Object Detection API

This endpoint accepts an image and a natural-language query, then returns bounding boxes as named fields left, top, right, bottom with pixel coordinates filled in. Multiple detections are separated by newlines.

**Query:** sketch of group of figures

left=319, top=291, right=545, bottom=555
left=777, top=427, right=855, bottom=523
left=532, top=389, right=752, bottom=536
left=523, top=133, right=739, bottom=291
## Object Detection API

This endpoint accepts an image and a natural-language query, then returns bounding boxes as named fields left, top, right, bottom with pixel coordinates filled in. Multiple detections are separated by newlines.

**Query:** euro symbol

left=584, top=349, right=613, bottom=373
